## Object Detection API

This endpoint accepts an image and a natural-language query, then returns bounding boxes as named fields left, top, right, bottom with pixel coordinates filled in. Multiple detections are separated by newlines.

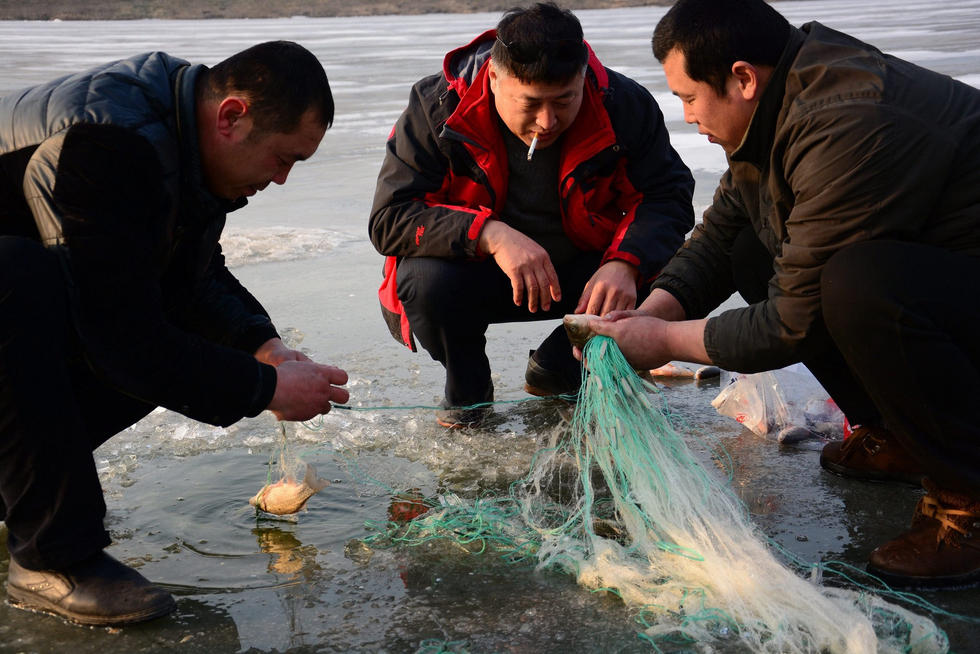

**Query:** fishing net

left=363, top=336, right=950, bottom=652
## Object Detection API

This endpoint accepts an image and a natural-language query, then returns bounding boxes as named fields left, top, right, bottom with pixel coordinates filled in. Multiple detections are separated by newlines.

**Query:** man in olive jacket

left=587, top=0, right=980, bottom=588
left=0, top=41, right=349, bottom=625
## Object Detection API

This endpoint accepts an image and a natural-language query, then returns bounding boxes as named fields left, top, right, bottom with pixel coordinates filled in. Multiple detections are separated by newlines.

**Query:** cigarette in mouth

left=527, top=133, right=539, bottom=161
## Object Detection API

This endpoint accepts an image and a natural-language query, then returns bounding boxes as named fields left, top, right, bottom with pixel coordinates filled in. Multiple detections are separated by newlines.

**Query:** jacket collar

left=442, top=29, right=614, bottom=163
left=730, top=25, right=806, bottom=167
left=175, top=63, right=246, bottom=216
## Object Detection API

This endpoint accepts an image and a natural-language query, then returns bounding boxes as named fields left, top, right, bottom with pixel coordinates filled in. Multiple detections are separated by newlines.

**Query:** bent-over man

left=0, top=41, right=349, bottom=625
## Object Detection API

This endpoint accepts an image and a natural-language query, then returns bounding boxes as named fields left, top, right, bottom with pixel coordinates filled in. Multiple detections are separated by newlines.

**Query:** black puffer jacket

left=653, top=22, right=980, bottom=372
left=0, top=52, right=278, bottom=426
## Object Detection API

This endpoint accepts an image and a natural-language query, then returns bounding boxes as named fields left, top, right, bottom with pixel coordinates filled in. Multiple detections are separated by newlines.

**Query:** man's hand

left=254, top=337, right=311, bottom=366
left=572, top=313, right=710, bottom=370
left=582, top=315, right=674, bottom=369
left=479, top=221, right=560, bottom=313
left=575, top=260, right=639, bottom=316
left=266, top=360, right=349, bottom=422
left=601, top=287, right=688, bottom=323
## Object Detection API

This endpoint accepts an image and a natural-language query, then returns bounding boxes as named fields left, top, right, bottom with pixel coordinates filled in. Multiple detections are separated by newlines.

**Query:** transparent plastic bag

left=710, top=365, right=844, bottom=441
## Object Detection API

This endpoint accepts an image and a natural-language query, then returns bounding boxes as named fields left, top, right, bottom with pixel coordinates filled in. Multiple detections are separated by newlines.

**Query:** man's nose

left=272, top=163, right=293, bottom=185
left=536, top=105, right=558, bottom=130
left=682, top=104, right=696, bottom=124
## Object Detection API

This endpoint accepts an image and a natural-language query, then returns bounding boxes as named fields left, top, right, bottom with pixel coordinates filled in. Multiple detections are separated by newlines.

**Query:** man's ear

left=488, top=61, right=500, bottom=92
left=215, top=96, right=251, bottom=139
left=730, top=61, right=765, bottom=101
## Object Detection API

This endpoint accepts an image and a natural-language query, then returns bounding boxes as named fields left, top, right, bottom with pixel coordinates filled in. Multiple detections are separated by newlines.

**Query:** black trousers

left=0, top=237, right=154, bottom=570
left=396, top=251, right=604, bottom=407
left=732, top=229, right=980, bottom=493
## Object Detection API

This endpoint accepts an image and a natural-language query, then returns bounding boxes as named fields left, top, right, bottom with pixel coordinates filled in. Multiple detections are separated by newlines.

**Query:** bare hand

left=255, top=337, right=312, bottom=366
left=575, top=260, right=639, bottom=316
left=584, top=315, right=672, bottom=369
left=572, top=314, right=710, bottom=371
left=267, top=360, right=349, bottom=421
left=479, top=221, right=560, bottom=313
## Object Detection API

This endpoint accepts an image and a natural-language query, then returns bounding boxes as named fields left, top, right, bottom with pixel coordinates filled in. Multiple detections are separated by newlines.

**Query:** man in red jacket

left=369, top=2, right=694, bottom=427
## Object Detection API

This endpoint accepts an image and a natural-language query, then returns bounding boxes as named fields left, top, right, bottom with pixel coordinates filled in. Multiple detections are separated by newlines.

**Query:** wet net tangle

left=362, top=336, right=952, bottom=652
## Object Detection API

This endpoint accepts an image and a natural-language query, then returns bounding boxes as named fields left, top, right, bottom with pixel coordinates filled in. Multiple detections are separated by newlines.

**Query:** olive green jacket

left=653, top=22, right=980, bottom=372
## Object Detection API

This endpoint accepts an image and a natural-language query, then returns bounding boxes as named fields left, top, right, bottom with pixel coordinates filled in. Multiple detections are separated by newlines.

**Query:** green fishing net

left=363, top=336, right=951, bottom=652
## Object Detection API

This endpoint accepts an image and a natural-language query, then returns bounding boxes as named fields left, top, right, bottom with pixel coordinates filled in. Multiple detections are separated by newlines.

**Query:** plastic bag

left=710, top=364, right=844, bottom=441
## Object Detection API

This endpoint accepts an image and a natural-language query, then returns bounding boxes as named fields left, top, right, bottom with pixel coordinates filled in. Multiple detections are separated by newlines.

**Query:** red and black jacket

left=369, top=30, right=694, bottom=349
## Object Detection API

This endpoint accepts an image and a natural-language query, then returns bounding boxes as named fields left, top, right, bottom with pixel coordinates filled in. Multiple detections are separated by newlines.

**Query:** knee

left=821, top=241, right=905, bottom=338
left=396, top=258, right=470, bottom=318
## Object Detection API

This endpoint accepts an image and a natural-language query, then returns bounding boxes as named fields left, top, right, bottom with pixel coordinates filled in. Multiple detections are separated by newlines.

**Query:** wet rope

left=329, top=394, right=578, bottom=412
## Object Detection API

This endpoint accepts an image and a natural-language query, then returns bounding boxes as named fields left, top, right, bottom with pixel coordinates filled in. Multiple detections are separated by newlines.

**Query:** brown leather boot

left=867, top=479, right=980, bottom=588
left=7, top=551, right=176, bottom=625
left=819, top=426, right=925, bottom=485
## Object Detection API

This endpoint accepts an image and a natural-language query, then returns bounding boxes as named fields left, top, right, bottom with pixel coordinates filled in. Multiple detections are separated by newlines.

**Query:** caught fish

left=777, top=425, right=824, bottom=445
left=563, top=313, right=601, bottom=349
left=249, top=462, right=330, bottom=515
left=694, top=365, right=722, bottom=381
left=649, top=363, right=721, bottom=381
left=649, top=362, right=695, bottom=378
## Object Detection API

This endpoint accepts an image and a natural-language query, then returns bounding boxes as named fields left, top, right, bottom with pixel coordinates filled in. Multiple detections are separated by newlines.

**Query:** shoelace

left=918, top=495, right=980, bottom=546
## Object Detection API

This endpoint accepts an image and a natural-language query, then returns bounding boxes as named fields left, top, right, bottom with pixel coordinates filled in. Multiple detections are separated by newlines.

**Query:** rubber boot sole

left=523, top=383, right=579, bottom=401
left=7, top=583, right=176, bottom=626
left=865, top=564, right=980, bottom=590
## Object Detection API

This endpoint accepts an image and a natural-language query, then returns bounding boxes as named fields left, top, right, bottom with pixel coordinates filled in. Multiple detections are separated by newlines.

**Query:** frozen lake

left=1, top=1, right=979, bottom=651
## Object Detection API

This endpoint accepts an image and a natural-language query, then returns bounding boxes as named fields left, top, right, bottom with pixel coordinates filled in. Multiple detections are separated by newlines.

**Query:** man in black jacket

left=369, top=3, right=693, bottom=428
left=0, top=41, right=349, bottom=625
left=587, top=0, right=980, bottom=588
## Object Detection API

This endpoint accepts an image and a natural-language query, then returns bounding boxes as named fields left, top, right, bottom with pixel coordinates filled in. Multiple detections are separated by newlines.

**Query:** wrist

left=664, top=318, right=710, bottom=365
left=477, top=219, right=500, bottom=255
left=640, top=289, right=686, bottom=321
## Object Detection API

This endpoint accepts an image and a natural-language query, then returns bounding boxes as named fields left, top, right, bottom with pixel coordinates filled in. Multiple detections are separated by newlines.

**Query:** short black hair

left=652, top=0, right=790, bottom=96
left=490, top=2, right=588, bottom=84
left=202, top=40, right=334, bottom=134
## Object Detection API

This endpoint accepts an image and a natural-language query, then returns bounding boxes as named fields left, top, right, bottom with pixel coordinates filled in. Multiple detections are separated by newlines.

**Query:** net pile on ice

left=364, top=336, right=949, bottom=652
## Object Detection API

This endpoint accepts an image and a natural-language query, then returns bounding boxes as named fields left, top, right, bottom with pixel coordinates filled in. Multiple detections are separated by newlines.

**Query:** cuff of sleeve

left=237, top=321, right=281, bottom=355
left=470, top=207, right=494, bottom=258
left=601, top=249, right=642, bottom=275
left=703, top=315, right=723, bottom=366
left=651, top=278, right=696, bottom=321
left=246, top=362, right=278, bottom=418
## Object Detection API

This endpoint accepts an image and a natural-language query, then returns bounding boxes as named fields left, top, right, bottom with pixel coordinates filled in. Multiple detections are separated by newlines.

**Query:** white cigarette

left=527, top=133, right=539, bottom=161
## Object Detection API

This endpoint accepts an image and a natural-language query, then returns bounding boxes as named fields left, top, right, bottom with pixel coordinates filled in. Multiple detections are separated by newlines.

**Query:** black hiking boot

left=523, top=349, right=582, bottom=399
